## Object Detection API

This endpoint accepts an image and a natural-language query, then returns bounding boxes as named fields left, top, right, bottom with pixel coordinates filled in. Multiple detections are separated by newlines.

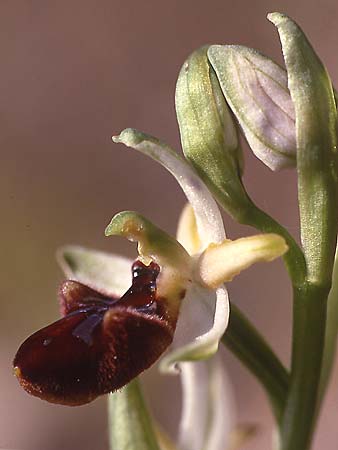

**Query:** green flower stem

left=318, top=254, right=338, bottom=409
left=240, top=200, right=307, bottom=287
left=280, top=283, right=328, bottom=450
left=222, top=302, right=289, bottom=424
left=108, top=379, right=161, bottom=450
left=266, top=14, right=338, bottom=450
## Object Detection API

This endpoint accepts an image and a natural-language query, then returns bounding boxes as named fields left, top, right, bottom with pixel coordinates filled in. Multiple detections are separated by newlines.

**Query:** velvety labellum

left=13, top=261, right=174, bottom=406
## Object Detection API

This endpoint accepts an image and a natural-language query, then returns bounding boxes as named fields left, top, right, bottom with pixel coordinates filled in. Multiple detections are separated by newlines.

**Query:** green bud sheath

left=268, top=13, right=338, bottom=450
left=175, top=46, right=250, bottom=218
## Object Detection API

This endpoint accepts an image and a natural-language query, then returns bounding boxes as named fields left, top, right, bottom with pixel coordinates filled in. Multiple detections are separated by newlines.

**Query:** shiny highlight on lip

left=13, top=261, right=175, bottom=406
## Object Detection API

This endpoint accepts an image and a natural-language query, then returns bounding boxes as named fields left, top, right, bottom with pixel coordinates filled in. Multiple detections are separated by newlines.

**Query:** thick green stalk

left=108, top=379, right=161, bottom=450
left=318, top=254, right=338, bottom=408
left=280, top=283, right=328, bottom=450
left=268, top=13, right=338, bottom=450
left=222, top=303, right=289, bottom=424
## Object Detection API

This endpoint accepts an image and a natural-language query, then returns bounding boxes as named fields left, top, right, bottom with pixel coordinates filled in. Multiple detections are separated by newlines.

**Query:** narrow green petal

left=176, top=203, right=201, bottom=255
left=57, top=245, right=131, bottom=296
left=108, top=379, right=161, bottom=450
left=208, top=45, right=296, bottom=170
left=196, top=234, right=288, bottom=289
left=268, top=12, right=338, bottom=285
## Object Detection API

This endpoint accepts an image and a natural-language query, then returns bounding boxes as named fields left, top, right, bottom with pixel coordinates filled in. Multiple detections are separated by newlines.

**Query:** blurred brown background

left=1, top=1, right=337, bottom=449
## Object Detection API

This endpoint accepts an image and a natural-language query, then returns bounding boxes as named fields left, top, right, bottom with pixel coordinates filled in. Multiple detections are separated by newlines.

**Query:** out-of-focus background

left=1, top=1, right=337, bottom=449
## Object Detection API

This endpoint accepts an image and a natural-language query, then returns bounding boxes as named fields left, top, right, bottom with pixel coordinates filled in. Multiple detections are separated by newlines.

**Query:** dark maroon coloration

left=13, top=261, right=174, bottom=405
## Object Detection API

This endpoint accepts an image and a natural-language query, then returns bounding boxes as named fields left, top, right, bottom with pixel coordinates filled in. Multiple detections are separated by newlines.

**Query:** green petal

left=196, top=233, right=288, bottom=289
left=268, top=12, right=338, bottom=285
left=176, top=203, right=201, bottom=255
left=108, top=379, right=161, bottom=450
left=57, top=245, right=131, bottom=296
left=208, top=45, right=296, bottom=170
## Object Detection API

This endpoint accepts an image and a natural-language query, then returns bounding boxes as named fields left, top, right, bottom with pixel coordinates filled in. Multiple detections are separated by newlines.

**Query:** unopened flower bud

left=208, top=45, right=296, bottom=171
left=175, top=47, right=251, bottom=218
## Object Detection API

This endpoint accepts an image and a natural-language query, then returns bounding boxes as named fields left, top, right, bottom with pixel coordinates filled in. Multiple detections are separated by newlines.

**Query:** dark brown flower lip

left=13, top=260, right=177, bottom=406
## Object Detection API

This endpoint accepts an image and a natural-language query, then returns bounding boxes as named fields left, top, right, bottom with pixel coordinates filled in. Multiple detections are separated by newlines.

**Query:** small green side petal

left=196, top=233, right=288, bottom=289
left=175, top=47, right=250, bottom=218
left=108, top=379, right=161, bottom=450
left=208, top=45, right=296, bottom=171
left=268, top=12, right=338, bottom=285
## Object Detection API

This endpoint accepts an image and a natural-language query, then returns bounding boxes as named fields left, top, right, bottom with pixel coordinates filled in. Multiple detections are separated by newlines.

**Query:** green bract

left=175, top=47, right=250, bottom=218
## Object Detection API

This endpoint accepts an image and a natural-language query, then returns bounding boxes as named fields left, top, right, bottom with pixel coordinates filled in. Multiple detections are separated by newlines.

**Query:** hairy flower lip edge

left=13, top=256, right=179, bottom=407
left=13, top=306, right=174, bottom=406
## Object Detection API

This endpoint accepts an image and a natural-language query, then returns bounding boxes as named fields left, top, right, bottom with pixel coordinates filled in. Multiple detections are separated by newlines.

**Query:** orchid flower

left=13, top=126, right=287, bottom=449
left=11, top=11, right=338, bottom=450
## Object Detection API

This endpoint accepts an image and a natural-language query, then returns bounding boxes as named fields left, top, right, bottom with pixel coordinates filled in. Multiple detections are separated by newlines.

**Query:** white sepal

left=57, top=245, right=132, bottom=296
left=179, top=355, right=235, bottom=450
left=113, top=129, right=225, bottom=248
left=160, top=284, right=229, bottom=372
